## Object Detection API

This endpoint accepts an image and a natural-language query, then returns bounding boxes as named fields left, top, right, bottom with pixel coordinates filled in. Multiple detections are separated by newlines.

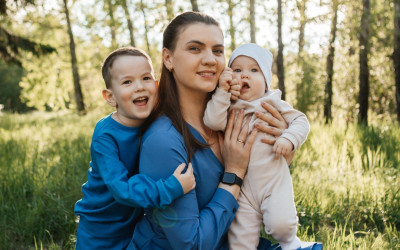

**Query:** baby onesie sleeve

left=203, top=87, right=232, bottom=132
left=266, top=90, right=310, bottom=150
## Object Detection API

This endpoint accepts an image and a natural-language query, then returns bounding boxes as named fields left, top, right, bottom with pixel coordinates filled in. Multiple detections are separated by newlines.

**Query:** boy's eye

left=233, top=69, right=241, bottom=72
left=123, top=80, right=132, bottom=85
left=143, top=76, right=152, bottom=81
left=251, top=68, right=258, bottom=72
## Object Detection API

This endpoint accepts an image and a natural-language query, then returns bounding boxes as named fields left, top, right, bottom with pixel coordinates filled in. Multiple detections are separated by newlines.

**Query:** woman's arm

left=218, top=109, right=258, bottom=199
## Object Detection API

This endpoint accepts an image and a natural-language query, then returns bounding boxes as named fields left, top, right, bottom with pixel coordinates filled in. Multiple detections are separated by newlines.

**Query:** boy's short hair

left=102, top=47, right=152, bottom=89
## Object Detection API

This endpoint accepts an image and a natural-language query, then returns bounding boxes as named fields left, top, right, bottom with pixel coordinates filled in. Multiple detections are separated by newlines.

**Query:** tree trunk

left=394, top=0, right=400, bottom=122
left=227, top=0, right=235, bottom=51
left=120, top=0, right=135, bottom=47
left=277, top=0, right=285, bottom=100
left=105, top=0, right=117, bottom=48
left=190, top=0, right=199, bottom=12
left=297, top=0, right=307, bottom=55
left=358, top=0, right=370, bottom=125
left=63, top=0, right=85, bottom=113
left=250, top=0, right=256, bottom=43
left=324, top=0, right=338, bottom=124
left=139, top=0, right=151, bottom=57
left=165, top=0, right=174, bottom=20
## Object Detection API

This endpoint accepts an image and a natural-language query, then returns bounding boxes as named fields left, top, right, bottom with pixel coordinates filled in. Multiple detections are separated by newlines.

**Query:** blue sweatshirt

left=130, top=115, right=239, bottom=250
left=74, top=114, right=183, bottom=249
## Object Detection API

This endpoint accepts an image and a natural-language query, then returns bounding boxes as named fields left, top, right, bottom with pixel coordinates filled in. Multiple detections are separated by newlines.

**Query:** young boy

left=204, top=43, right=310, bottom=250
left=74, top=47, right=195, bottom=249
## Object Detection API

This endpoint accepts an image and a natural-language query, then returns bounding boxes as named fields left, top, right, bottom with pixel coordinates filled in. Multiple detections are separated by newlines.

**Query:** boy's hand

left=218, top=67, right=233, bottom=92
left=230, top=78, right=240, bottom=101
left=173, top=163, right=196, bottom=194
left=273, top=137, right=294, bottom=160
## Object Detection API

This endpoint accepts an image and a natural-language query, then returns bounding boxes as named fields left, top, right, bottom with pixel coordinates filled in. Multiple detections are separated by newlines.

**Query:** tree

left=395, top=0, right=400, bottom=122
left=296, top=0, right=309, bottom=55
left=227, top=0, right=237, bottom=51
left=63, top=0, right=85, bottom=113
left=119, top=0, right=135, bottom=47
left=324, top=0, right=339, bottom=123
left=277, top=0, right=285, bottom=100
left=139, top=0, right=151, bottom=56
left=358, top=0, right=370, bottom=125
left=165, top=0, right=174, bottom=20
left=249, top=0, right=256, bottom=43
left=0, top=0, right=55, bottom=66
left=190, top=0, right=199, bottom=12
left=105, top=0, right=117, bottom=48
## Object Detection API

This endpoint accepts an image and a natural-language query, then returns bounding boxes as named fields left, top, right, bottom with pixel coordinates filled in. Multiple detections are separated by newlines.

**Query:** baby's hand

left=173, top=163, right=196, bottom=194
left=229, top=78, right=240, bottom=101
left=218, top=67, right=233, bottom=92
left=272, top=137, right=294, bottom=160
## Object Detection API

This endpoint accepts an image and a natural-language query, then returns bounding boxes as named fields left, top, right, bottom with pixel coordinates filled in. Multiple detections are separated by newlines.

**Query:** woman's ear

left=102, top=89, right=117, bottom=107
left=162, top=48, right=173, bottom=72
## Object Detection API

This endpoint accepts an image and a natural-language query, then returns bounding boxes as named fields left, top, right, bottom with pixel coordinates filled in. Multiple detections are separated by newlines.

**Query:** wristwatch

left=220, top=172, right=243, bottom=186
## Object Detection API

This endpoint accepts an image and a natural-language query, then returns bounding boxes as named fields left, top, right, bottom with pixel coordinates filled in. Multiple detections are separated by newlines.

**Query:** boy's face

left=230, top=55, right=267, bottom=102
left=104, top=55, right=157, bottom=127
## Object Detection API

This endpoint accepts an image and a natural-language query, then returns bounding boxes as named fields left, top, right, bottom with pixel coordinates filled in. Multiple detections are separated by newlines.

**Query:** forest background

left=0, top=0, right=400, bottom=249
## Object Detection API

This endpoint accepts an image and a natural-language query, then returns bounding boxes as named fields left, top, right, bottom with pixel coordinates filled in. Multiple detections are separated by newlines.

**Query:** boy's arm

left=203, top=88, right=231, bottom=132
left=91, top=137, right=184, bottom=208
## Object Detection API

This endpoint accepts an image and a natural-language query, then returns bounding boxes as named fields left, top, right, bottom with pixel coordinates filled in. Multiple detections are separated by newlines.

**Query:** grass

left=0, top=111, right=399, bottom=249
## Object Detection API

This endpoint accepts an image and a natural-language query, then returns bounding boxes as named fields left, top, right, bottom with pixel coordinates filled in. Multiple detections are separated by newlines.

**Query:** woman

left=129, top=12, right=291, bottom=249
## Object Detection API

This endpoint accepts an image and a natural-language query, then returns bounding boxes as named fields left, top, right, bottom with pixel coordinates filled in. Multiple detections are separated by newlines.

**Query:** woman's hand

left=254, top=101, right=294, bottom=165
left=218, top=109, right=258, bottom=198
left=221, top=109, right=258, bottom=178
left=254, top=101, right=288, bottom=145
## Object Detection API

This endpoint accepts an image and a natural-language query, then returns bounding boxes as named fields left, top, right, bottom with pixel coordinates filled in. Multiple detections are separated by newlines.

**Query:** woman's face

left=164, top=23, right=225, bottom=95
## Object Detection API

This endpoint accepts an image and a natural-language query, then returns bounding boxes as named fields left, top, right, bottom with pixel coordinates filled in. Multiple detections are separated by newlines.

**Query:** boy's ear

left=102, top=89, right=117, bottom=107
left=162, top=48, right=173, bottom=71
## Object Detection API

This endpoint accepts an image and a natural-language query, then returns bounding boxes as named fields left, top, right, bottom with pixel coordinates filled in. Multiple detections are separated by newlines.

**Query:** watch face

left=222, top=173, right=236, bottom=183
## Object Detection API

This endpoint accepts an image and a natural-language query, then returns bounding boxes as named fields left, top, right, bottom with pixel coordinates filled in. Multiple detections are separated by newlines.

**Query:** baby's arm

left=92, top=137, right=195, bottom=208
left=264, top=90, right=310, bottom=159
left=273, top=137, right=294, bottom=160
left=203, top=68, right=233, bottom=131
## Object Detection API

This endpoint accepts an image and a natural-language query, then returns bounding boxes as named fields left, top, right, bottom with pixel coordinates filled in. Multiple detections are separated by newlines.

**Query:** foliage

left=0, top=59, right=30, bottom=112
left=1, top=111, right=399, bottom=249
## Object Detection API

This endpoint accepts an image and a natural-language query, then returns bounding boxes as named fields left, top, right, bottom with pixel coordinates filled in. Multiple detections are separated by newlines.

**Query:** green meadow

left=0, top=111, right=399, bottom=249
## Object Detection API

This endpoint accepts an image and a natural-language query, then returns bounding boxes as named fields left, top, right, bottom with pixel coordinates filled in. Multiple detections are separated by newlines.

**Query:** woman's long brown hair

left=141, top=12, right=221, bottom=162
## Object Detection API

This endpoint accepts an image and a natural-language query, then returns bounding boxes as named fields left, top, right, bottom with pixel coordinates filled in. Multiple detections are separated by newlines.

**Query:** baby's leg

left=228, top=192, right=262, bottom=250
left=261, top=171, right=300, bottom=250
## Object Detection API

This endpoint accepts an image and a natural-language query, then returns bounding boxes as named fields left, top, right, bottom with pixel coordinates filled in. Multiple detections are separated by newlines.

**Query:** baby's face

left=230, top=56, right=267, bottom=102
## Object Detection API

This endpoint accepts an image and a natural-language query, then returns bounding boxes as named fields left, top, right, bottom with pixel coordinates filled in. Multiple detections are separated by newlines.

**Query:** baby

left=204, top=43, right=310, bottom=250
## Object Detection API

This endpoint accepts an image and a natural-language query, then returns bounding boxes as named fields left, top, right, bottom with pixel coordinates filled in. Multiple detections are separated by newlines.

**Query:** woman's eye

left=123, top=80, right=132, bottom=85
left=143, top=76, right=152, bottom=81
left=189, top=46, right=200, bottom=51
left=213, top=49, right=223, bottom=55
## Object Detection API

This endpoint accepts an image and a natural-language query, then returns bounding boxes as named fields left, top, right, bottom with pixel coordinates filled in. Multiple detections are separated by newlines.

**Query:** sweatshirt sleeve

left=139, top=128, right=238, bottom=250
left=266, top=90, right=310, bottom=150
left=91, top=136, right=184, bottom=208
left=203, top=88, right=232, bottom=132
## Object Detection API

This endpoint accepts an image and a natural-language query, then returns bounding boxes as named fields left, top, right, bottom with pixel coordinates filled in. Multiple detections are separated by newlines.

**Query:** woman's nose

left=202, top=50, right=216, bottom=65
